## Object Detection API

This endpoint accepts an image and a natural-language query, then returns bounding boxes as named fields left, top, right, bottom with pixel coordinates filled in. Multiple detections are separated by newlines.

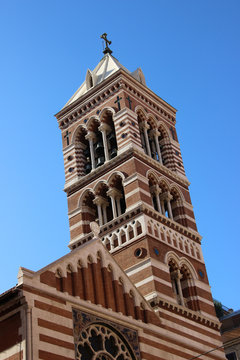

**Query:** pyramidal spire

left=62, top=35, right=146, bottom=109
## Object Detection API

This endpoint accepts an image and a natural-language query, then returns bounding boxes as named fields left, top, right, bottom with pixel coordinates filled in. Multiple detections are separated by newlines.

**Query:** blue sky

left=0, top=1, right=239, bottom=310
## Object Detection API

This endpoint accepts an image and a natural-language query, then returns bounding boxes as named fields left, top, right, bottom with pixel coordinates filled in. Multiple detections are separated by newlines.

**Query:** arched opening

left=108, top=174, right=126, bottom=217
left=170, top=187, right=186, bottom=225
left=86, top=69, right=94, bottom=90
left=159, top=180, right=173, bottom=219
left=137, top=110, right=148, bottom=154
left=148, top=173, right=159, bottom=212
left=94, top=183, right=112, bottom=226
left=146, top=117, right=158, bottom=161
left=101, top=110, right=118, bottom=160
left=168, top=259, right=197, bottom=310
left=87, top=118, right=105, bottom=169
left=157, top=125, right=169, bottom=167
left=81, top=190, right=98, bottom=230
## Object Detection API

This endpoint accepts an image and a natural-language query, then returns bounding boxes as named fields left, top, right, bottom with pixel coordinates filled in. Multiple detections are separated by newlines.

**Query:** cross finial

left=100, top=33, right=113, bottom=55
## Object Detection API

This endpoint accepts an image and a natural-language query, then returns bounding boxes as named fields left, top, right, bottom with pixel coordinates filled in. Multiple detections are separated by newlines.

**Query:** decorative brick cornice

left=133, top=147, right=190, bottom=187
left=64, top=146, right=190, bottom=197
left=64, top=148, right=133, bottom=196
left=152, top=297, right=220, bottom=330
left=142, top=203, right=202, bottom=243
left=55, top=69, right=177, bottom=130
left=69, top=201, right=202, bottom=251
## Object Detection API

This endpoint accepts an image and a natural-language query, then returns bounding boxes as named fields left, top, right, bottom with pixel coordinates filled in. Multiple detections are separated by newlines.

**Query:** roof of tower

left=63, top=53, right=146, bottom=108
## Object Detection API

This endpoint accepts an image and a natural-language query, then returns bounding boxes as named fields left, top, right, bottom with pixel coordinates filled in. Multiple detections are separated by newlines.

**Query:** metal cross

left=170, top=127, right=175, bottom=140
left=114, top=96, right=122, bottom=111
left=64, top=130, right=71, bottom=146
left=126, top=95, right=132, bottom=110
left=100, top=33, right=112, bottom=55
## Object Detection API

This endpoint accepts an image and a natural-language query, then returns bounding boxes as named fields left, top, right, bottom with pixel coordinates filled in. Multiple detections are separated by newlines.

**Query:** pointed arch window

left=86, top=70, right=94, bottom=90
left=168, top=261, right=198, bottom=310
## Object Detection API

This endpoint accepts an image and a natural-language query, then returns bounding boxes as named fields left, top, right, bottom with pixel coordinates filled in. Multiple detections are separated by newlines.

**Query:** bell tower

left=55, top=34, right=218, bottom=329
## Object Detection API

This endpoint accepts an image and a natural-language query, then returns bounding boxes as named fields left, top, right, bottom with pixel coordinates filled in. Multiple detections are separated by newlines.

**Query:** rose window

left=76, top=323, right=136, bottom=360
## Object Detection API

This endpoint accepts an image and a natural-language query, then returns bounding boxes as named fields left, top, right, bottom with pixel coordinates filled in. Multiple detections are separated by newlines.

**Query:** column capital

left=107, top=188, right=122, bottom=199
left=85, top=131, right=96, bottom=141
left=99, top=123, right=111, bottom=133
left=160, top=191, right=173, bottom=201
left=93, top=195, right=109, bottom=207
left=171, top=269, right=182, bottom=280
left=140, top=121, right=150, bottom=131
left=149, top=129, right=160, bottom=138
left=150, top=184, right=161, bottom=195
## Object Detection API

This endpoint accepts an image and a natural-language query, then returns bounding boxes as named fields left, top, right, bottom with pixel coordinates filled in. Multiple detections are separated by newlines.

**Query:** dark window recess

left=178, top=162, right=181, bottom=167
left=226, top=353, right=237, bottom=360
left=96, top=110, right=101, bottom=115
left=175, top=151, right=179, bottom=156
left=119, top=121, right=126, bottom=127
left=121, top=133, right=127, bottom=139
left=68, top=167, right=74, bottom=172
left=67, top=155, right=73, bottom=161
left=84, top=118, right=88, bottom=123
left=154, top=247, right=160, bottom=256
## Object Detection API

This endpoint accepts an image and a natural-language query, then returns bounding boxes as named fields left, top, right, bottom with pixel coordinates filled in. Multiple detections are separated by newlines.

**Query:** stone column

left=99, top=123, right=111, bottom=162
left=107, top=188, right=122, bottom=219
left=141, top=122, right=151, bottom=156
left=161, top=200, right=165, bottom=215
left=85, top=131, right=96, bottom=170
left=150, top=185, right=162, bottom=214
left=160, top=191, right=173, bottom=219
left=116, top=196, right=122, bottom=216
left=102, top=204, right=108, bottom=224
left=93, top=196, right=108, bottom=226
left=171, top=270, right=184, bottom=306
left=167, top=196, right=173, bottom=220
left=152, top=129, right=162, bottom=164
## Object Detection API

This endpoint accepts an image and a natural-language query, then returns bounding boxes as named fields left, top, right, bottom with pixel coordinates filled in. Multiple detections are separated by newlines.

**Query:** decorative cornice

left=55, top=69, right=177, bottom=130
left=64, top=148, right=133, bottom=196
left=133, top=147, right=190, bottom=187
left=142, top=203, right=202, bottom=243
left=153, top=297, right=220, bottom=330
left=70, top=200, right=202, bottom=251
left=64, top=146, right=190, bottom=197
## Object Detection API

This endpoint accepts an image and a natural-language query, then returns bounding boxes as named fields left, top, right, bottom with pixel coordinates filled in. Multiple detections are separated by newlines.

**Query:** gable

left=18, top=237, right=161, bottom=327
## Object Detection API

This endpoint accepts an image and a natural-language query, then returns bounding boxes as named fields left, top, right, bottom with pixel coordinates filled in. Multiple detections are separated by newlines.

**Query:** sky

left=0, top=1, right=239, bottom=310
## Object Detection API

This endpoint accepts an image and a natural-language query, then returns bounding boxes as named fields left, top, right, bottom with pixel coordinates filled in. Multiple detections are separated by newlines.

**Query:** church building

left=0, top=34, right=226, bottom=360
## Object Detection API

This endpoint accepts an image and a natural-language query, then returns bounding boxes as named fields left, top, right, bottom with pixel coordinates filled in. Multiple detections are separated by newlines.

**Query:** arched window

left=148, top=175, right=160, bottom=212
left=168, top=260, right=196, bottom=310
left=81, top=190, right=98, bottom=231
left=137, top=110, right=148, bottom=154
left=86, top=69, right=94, bottom=90
left=101, top=110, right=118, bottom=160
left=86, top=118, right=105, bottom=169
left=56, top=268, right=64, bottom=292
left=94, top=183, right=112, bottom=226
left=170, top=188, right=186, bottom=226
left=108, top=174, right=126, bottom=218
